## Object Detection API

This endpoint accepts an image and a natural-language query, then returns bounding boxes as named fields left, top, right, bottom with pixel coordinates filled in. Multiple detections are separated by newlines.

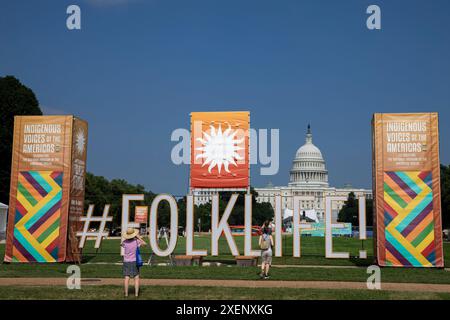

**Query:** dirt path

left=1, top=277, right=450, bottom=293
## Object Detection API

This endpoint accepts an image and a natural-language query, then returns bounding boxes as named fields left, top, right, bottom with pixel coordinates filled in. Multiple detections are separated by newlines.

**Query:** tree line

left=85, top=172, right=274, bottom=230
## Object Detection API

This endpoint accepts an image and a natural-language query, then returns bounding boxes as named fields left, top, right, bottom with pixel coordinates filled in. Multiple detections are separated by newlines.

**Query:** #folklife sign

left=190, top=111, right=250, bottom=189
left=4, top=115, right=88, bottom=263
left=372, top=113, right=444, bottom=267
left=84, top=110, right=367, bottom=259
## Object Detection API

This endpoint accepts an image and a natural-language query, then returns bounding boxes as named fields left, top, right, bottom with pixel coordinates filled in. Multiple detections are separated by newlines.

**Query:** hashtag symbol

left=76, top=204, right=112, bottom=249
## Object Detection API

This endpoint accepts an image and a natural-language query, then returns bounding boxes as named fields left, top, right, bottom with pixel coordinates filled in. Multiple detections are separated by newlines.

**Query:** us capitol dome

left=255, top=124, right=372, bottom=222
left=289, top=124, right=329, bottom=188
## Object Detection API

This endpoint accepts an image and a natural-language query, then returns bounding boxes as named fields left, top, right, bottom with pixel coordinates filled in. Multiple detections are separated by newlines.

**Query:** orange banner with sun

left=190, top=111, right=250, bottom=189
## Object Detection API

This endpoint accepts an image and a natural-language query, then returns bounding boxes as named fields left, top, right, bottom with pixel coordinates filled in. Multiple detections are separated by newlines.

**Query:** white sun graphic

left=75, top=129, right=86, bottom=155
left=196, top=125, right=245, bottom=174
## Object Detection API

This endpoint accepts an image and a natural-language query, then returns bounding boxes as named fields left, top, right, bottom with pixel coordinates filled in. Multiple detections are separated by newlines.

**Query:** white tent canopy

left=0, top=202, right=8, bottom=241
left=283, top=208, right=293, bottom=220
left=283, top=208, right=319, bottom=223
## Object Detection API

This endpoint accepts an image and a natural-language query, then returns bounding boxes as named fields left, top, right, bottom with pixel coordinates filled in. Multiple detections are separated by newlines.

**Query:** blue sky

left=1, top=0, right=449, bottom=195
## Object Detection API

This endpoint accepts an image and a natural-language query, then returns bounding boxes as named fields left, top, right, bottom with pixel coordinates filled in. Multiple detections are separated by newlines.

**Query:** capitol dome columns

left=288, top=124, right=329, bottom=188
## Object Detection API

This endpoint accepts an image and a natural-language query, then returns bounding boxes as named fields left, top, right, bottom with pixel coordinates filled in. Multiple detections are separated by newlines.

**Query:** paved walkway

left=1, top=277, right=450, bottom=293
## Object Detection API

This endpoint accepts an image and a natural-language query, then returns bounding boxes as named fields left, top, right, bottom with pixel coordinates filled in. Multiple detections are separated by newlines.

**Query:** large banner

left=4, top=115, right=88, bottom=263
left=372, top=113, right=443, bottom=267
left=190, top=111, right=249, bottom=189
left=66, top=117, right=88, bottom=262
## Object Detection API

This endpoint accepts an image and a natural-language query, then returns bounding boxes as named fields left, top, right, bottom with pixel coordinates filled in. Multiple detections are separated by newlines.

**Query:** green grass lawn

left=1, top=285, right=449, bottom=300
left=1, top=236, right=450, bottom=285
left=3, top=264, right=450, bottom=284
left=77, top=235, right=374, bottom=266
left=2, top=235, right=377, bottom=266
left=2, top=237, right=450, bottom=300
left=72, top=235, right=450, bottom=267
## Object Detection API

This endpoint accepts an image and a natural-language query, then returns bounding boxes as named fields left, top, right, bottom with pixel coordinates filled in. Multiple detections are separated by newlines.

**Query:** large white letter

left=366, top=5, right=381, bottom=30
left=211, top=194, right=239, bottom=256
left=149, top=194, right=178, bottom=257
left=259, top=129, right=280, bottom=176
left=244, top=194, right=259, bottom=257
left=186, top=195, right=207, bottom=256
left=358, top=196, right=367, bottom=258
left=325, top=196, right=350, bottom=259
left=66, top=5, right=81, bottom=30
left=171, top=128, right=189, bottom=165
left=121, top=194, right=143, bottom=255
left=367, top=265, right=381, bottom=290
left=250, top=128, right=258, bottom=165
left=274, top=195, right=282, bottom=257
left=293, top=197, right=312, bottom=257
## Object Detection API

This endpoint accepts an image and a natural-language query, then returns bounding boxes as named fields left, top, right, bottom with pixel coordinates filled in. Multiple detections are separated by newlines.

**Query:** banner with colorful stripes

left=12, top=171, right=63, bottom=262
left=4, top=115, right=88, bottom=263
left=373, top=113, right=443, bottom=268
left=384, top=171, right=437, bottom=267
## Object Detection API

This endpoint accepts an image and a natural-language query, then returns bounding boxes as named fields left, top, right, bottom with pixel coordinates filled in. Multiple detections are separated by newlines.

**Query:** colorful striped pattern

left=384, top=171, right=436, bottom=267
left=12, top=171, right=63, bottom=262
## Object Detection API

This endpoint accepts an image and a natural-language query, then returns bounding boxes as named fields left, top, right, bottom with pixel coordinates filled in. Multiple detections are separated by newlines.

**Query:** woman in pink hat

left=121, top=228, right=146, bottom=297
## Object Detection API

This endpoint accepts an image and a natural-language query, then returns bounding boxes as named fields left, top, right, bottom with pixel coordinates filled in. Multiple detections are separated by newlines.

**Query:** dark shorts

left=123, top=261, right=140, bottom=277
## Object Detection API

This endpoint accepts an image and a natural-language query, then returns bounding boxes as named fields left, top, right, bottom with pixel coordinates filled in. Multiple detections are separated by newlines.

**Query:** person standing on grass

left=259, top=221, right=274, bottom=280
left=121, top=228, right=146, bottom=297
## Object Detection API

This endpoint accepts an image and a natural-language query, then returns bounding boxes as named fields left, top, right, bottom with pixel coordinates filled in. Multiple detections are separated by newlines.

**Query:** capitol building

left=254, top=125, right=372, bottom=222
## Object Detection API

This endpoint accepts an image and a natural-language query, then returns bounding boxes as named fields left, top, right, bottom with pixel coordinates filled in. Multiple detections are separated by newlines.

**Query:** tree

left=338, top=192, right=374, bottom=226
left=214, top=188, right=274, bottom=227
left=441, top=164, right=450, bottom=229
left=338, top=192, right=358, bottom=225
left=83, top=173, right=274, bottom=231
left=253, top=202, right=274, bottom=225
left=0, top=76, right=42, bottom=205
left=338, top=192, right=373, bottom=226
left=196, top=202, right=212, bottom=232
left=84, top=172, right=155, bottom=227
